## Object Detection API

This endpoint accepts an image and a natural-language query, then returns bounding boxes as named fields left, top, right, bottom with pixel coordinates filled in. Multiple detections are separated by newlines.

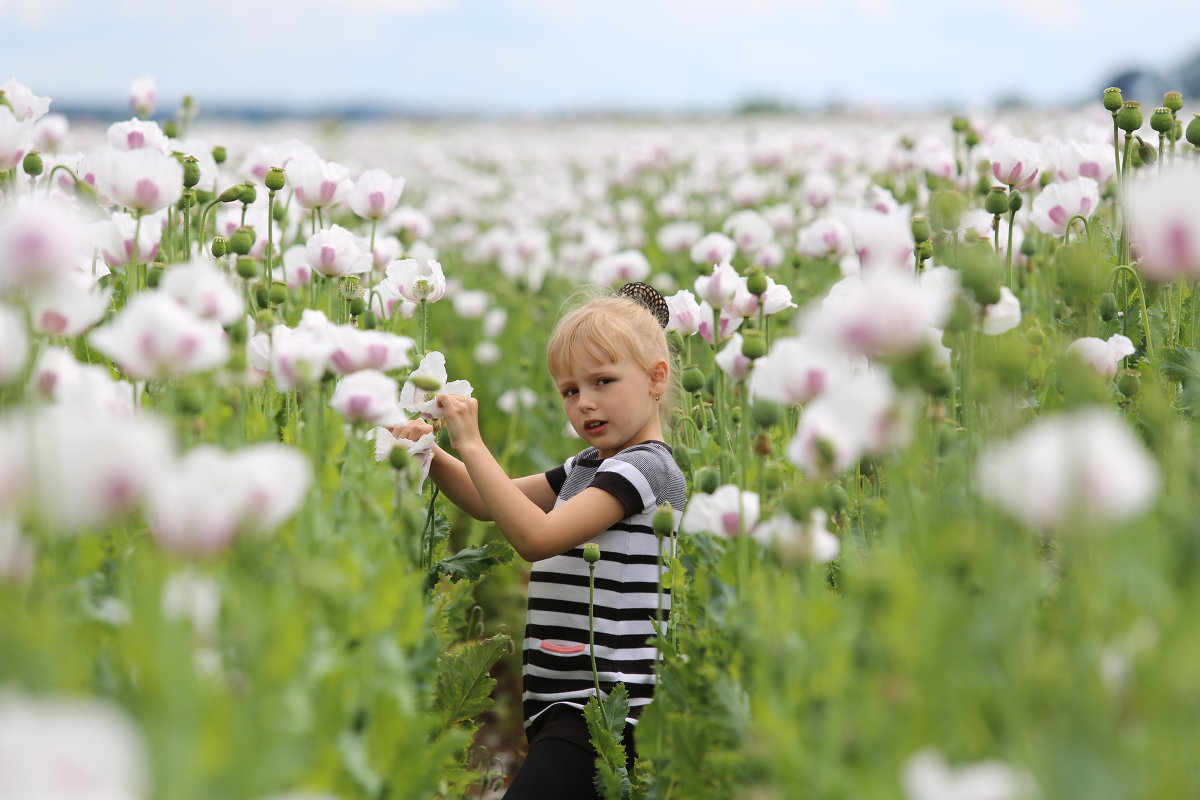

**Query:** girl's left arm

left=438, top=393, right=626, bottom=562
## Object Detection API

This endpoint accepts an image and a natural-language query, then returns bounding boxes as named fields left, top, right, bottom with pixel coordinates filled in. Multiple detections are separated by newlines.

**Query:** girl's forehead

left=552, top=354, right=634, bottom=382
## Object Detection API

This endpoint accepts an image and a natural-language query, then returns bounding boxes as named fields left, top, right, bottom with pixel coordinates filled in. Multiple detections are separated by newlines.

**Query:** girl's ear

left=649, top=358, right=669, bottom=392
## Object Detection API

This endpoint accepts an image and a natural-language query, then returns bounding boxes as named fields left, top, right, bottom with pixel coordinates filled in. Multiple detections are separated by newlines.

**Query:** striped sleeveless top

left=522, top=440, right=687, bottom=735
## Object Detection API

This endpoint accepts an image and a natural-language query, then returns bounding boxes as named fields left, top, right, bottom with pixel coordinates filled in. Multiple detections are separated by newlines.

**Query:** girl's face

left=553, top=349, right=668, bottom=459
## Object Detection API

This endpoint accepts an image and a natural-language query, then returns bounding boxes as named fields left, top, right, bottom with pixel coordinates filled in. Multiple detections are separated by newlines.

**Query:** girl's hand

left=390, top=419, right=434, bottom=442
left=436, top=394, right=482, bottom=452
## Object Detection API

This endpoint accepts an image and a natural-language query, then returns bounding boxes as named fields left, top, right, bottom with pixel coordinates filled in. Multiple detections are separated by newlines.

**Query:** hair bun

left=617, top=282, right=669, bottom=329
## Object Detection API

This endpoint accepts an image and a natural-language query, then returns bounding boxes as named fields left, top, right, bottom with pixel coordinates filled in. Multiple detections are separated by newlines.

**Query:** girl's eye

left=597, top=378, right=613, bottom=386
left=562, top=388, right=578, bottom=397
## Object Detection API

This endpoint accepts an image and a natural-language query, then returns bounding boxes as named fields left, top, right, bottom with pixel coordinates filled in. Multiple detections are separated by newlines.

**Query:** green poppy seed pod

left=236, top=257, right=258, bottom=281
left=681, top=365, right=705, bottom=393
left=1117, top=370, right=1141, bottom=399
left=1174, top=119, right=1183, bottom=143
left=1186, top=115, right=1200, bottom=148
left=22, top=150, right=42, bottom=177
left=916, top=240, right=934, bottom=261
left=1025, top=324, right=1045, bottom=346
left=1099, top=292, right=1118, bottom=322
left=177, top=387, right=204, bottom=415
left=182, top=157, right=201, bottom=188
left=229, top=226, right=255, bottom=255
left=1103, top=87, right=1124, bottom=112
left=696, top=467, right=721, bottom=495
left=265, top=166, right=286, bottom=192
left=929, top=190, right=964, bottom=231
left=228, top=317, right=248, bottom=344
left=911, top=216, right=932, bottom=244
left=951, top=115, right=970, bottom=134
left=362, top=311, right=378, bottom=330
left=1164, top=91, right=1183, bottom=112
left=582, top=542, right=601, bottom=564
left=1115, top=101, right=1143, bottom=133
left=1151, top=107, right=1174, bottom=133
left=783, top=485, right=820, bottom=521
left=1039, top=171, right=1054, bottom=188
left=162, top=120, right=179, bottom=139
left=146, top=265, right=164, bottom=288
left=751, top=401, right=783, bottom=428
left=388, top=446, right=410, bottom=471
left=182, top=95, right=196, bottom=111
left=210, top=237, right=228, bottom=258
left=272, top=200, right=287, bottom=222
left=218, top=184, right=244, bottom=203
left=1021, top=232, right=1037, bottom=257
left=984, top=186, right=1009, bottom=216
left=666, top=330, right=684, bottom=354
left=964, top=129, right=981, bottom=148
left=212, top=145, right=227, bottom=164
left=268, top=283, right=288, bottom=305
left=240, top=182, right=257, bottom=205
left=411, top=374, right=443, bottom=392
left=653, top=503, right=675, bottom=537
left=349, top=297, right=366, bottom=316
left=741, top=330, right=768, bottom=360
left=746, top=267, right=769, bottom=296
left=255, top=287, right=270, bottom=309
left=1008, top=190, right=1023, bottom=213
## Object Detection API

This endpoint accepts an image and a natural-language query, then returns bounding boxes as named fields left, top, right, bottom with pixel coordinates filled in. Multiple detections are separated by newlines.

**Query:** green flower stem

left=1006, top=207, right=1017, bottom=289
left=1119, top=133, right=1136, bottom=265
left=588, top=560, right=602, bottom=699
left=422, top=485, right=440, bottom=573
left=418, top=299, right=428, bottom=357
left=1064, top=214, right=1091, bottom=245
left=266, top=190, right=276, bottom=286
left=1159, top=132, right=1167, bottom=176
left=1112, top=116, right=1122, bottom=188
left=181, top=192, right=192, bottom=260
left=1110, top=264, right=1154, bottom=360
left=197, top=198, right=224, bottom=256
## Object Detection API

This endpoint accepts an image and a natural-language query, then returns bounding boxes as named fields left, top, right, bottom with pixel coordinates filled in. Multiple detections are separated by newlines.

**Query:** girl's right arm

left=390, top=421, right=557, bottom=521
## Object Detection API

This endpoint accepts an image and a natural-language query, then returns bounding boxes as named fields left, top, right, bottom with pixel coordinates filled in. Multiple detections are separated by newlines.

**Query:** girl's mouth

left=584, top=420, right=607, bottom=434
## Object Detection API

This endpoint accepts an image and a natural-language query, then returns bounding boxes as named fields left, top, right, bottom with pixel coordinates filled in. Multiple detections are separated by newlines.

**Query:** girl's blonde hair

left=547, top=288, right=682, bottom=428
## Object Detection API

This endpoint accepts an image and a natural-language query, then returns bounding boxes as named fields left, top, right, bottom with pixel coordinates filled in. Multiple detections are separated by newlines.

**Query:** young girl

left=391, top=285, right=687, bottom=798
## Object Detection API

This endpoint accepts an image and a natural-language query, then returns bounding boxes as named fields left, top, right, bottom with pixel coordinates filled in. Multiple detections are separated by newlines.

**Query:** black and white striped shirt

left=522, top=440, right=687, bottom=735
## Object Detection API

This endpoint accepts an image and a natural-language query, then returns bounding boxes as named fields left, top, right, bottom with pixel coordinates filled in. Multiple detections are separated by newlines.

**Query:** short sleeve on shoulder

left=545, top=465, right=567, bottom=496
left=590, top=450, right=661, bottom=518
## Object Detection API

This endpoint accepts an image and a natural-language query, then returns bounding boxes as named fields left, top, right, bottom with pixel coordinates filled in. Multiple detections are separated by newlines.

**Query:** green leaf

left=584, top=686, right=630, bottom=767
left=427, top=541, right=514, bottom=589
left=1159, top=346, right=1200, bottom=416
left=432, top=633, right=510, bottom=730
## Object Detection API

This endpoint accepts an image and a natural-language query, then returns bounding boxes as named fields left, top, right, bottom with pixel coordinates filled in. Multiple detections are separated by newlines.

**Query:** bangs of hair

left=546, top=306, right=638, bottom=378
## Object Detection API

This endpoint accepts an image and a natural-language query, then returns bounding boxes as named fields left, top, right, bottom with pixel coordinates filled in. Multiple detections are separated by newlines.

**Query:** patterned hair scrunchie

left=617, top=281, right=669, bottom=329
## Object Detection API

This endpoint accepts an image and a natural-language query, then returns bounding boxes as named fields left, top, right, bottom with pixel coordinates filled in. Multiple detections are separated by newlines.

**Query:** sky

left=2, top=0, right=1198, bottom=115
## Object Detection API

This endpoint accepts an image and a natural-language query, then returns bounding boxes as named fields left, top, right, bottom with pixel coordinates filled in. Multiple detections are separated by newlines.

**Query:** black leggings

left=501, top=735, right=604, bottom=800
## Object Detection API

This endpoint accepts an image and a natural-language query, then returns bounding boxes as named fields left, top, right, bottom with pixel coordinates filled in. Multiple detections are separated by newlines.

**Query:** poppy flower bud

left=582, top=542, right=601, bottom=564
left=218, top=185, right=244, bottom=203
left=1021, top=233, right=1037, bottom=257
left=910, top=216, right=932, bottom=244
left=229, top=226, right=255, bottom=255
left=929, top=191, right=964, bottom=231
left=681, top=365, right=705, bottom=393
left=1164, top=91, right=1183, bottom=113
left=1151, top=107, right=1174, bottom=134
left=1099, top=292, right=1119, bottom=322
left=751, top=401, right=782, bottom=428
left=272, top=201, right=287, bottom=222
left=746, top=266, right=769, bottom=296
left=210, top=237, right=228, bottom=258
left=388, top=446, right=410, bottom=471
left=653, top=503, right=675, bottom=537
left=964, top=129, right=981, bottom=148
left=1115, top=101, right=1143, bottom=133
left=1008, top=190, right=1023, bottom=213
left=362, top=311, right=378, bottom=330
left=182, top=157, right=200, bottom=188
left=916, top=240, right=934, bottom=261
left=1186, top=115, right=1200, bottom=148
left=236, top=256, right=258, bottom=280
left=951, top=115, right=970, bottom=134
left=254, top=287, right=269, bottom=309
left=984, top=186, right=1009, bottom=216
left=825, top=482, right=849, bottom=513
left=240, top=182, right=257, bottom=204
left=784, top=484, right=821, bottom=521
left=1025, top=324, right=1045, bottom=346
left=146, top=265, right=164, bottom=288
left=22, top=150, right=42, bottom=177
left=741, top=330, right=767, bottom=360
left=349, top=297, right=366, bottom=316
left=1103, top=87, right=1124, bottom=112
left=268, top=282, right=288, bottom=305
left=212, top=146, right=227, bottom=165
left=1136, top=137, right=1157, bottom=166
left=695, top=467, right=720, bottom=494
left=265, top=166, right=286, bottom=192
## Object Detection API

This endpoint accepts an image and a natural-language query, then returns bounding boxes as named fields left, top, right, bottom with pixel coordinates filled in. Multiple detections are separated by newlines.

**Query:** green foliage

left=432, top=633, right=511, bottom=732
left=1159, top=346, right=1200, bottom=416
left=584, top=684, right=632, bottom=800
left=427, top=540, right=515, bottom=590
